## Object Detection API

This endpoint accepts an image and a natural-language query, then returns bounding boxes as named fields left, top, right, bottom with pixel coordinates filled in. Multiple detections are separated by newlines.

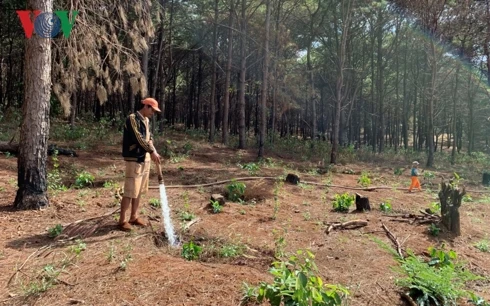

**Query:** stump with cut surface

left=355, top=193, right=371, bottom=212
left=211, top=194, right=225, bottom=206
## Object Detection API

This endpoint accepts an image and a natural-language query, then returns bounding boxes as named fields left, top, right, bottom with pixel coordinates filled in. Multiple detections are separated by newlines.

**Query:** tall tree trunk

left=426, top=40, right=436, bottom=167
left=209, top=0, right=219, bottom=142
left=271, top=0, right=282, bottom=144
left=195, top=53, right=203, bottom=129
left=377, top=8, right=384, bottom=153
left=238, top=0, right=247, bottom=149
left=467, top=73, right=475, bottom=154
left=258, top=0, right=270, bottom=158
left=331, top=0, right=351, bottom=164
left=14, top=0, right=52, bottom=210
left=451, top=62, right=460, bottom=165
left=402, top=32, right=409, bottom=149
left=222, top=0, right=234, bottom=145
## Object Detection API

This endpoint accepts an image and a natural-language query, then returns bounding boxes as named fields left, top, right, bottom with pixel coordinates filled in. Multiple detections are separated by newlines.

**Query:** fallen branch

left=149, top=176, right=279, bottom=189
left=0, top=142, right=78, bottom=157
left=182, top=218, right=201, bottom=231
left=381, top=222, right=403, bottom=259
left=383, top=212, right=439, bottom=226
left=325, top=220, right=368, bottom=234
left=59, top=208, right=119, bottom=239
left=7, top=244, right=52, bottom=287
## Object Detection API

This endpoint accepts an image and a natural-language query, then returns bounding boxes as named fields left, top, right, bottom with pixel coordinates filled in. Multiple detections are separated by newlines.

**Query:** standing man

left=119, top=97, right=162, bottom=231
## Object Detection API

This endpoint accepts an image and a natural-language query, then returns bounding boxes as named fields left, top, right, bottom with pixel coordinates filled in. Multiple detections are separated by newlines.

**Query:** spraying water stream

left=159, top=183, right=177, bottom=246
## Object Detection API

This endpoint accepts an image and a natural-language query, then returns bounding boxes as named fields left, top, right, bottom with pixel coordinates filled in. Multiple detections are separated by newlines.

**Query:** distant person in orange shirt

left=408, top=161, right=422, bottom=192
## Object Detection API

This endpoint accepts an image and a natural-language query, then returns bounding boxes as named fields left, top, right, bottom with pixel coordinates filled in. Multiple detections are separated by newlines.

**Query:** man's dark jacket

left=122, top=112, right=154, bottom=163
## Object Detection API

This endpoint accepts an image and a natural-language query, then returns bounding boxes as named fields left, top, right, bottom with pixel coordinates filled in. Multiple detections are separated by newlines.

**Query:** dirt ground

left=1, top=130, right=490, bottom=306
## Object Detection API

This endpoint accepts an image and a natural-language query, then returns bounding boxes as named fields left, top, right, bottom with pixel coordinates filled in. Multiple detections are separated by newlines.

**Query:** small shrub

left=394, top=168, right=403, bottom=175
left=149, top=198, right=161, bottom=208
left=474, top=240, right=489, bottom=253
left=428, top=202, right=441, bottom=214
left=211, top=200, right=222, bottom=214
left=182, top=241, right=202, bottom=261
left=357, top=171, right=371, bottom=187
left=48, top=224, right=63, bottom=238
left=219, top=244, right=243, bottom=258
left=240, top=162, right=260, bottom=175
left=74, top=171, right=94, bottom=188
left=379, top=201, right=392, bottom=212
left=332, top=193, right=354, bottom=212
left=226, top=181, right=246, bottom=202
left=428, top=223, right=441, bottom=236
left=242, top=250, right=349, bottom=305
left=394, top=246, right=483, bottom=306
left=179, top=211, right=195, bottom=221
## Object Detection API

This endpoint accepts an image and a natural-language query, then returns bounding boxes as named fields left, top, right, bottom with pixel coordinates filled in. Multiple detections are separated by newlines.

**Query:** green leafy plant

left=181, top=241, right=202, bottom=261
left=468, top=293, right=490, bottom=306
left=48, top=224, right=63, bottom=238
left=70, top=239, right=87, bottom=257
left=103, top=180, right=119, bottom=189
left=240, top=162, right=260, bottom=175
left=379, top=201, right=392, bottom=212
left=242, top=250, right=349, bottom=306
left=424, top=171, right=436, bottom=186
left=226, top=181, right=246, bottom=202
left=179, top=211, right=195, bottom=221
left=149, top=198, right=161, bottom=208
left=219, top=244, right=243, bottom=258
left=474, top=240, right=489, bottom=253
left=463, top=194, right=473, bottom=202
left=74, top=171, right=94, bottom=188
left=394, top=168, right=403, bottom=175
left=47, top=151, right=67, bottom=192
left=332, top=193, right=354, bottom=212
left=211, top=200, right=222, bottom=214
left=357, top=172, right=371, bottom=187
left=428, top=223, right=441, bottom=236
left=394, top=247, right=483, bottom=306
left=428, top=202, right=441, bottom=214
left=273, top=181, right=283, bottom=220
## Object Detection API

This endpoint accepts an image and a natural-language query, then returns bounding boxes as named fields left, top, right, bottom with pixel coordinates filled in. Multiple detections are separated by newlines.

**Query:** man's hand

left=150, top=151, right=161, bottom=164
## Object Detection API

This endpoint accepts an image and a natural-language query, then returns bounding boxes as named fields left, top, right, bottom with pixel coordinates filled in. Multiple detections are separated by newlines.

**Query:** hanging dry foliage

left=51, top=0, right=157, bottom=116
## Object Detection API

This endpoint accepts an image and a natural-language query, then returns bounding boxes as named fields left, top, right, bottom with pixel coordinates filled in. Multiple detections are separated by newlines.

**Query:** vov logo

left=16, top=10, right=79, bottom=38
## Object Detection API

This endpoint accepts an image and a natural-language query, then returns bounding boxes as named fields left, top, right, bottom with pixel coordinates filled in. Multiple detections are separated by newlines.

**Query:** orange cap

left=142, top=97, right=161, bottom=112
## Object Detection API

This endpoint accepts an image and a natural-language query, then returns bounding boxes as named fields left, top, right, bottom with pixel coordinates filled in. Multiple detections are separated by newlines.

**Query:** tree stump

left=438, top=180, right=465, bottom=236
left=211, top=194, right=225, bottom=206
left=355, top=193, right=371, bottom=212
left=483, top=172, right=490, bottom=186
left=285, top=173, right=300, bottom=185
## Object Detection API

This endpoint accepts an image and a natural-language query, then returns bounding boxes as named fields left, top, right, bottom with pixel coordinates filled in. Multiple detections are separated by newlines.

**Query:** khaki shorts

left=124, top=154, right=151, bottom=199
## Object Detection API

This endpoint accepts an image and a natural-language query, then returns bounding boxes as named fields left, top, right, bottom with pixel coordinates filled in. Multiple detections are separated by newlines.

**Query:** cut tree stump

left=483, top=172, right=490, bottom=186
left=438, top=180, right=465, bottom=236
left=211, top=194, right=225, bottom=206
left=0, top=142, right=78, bottom=157
left=355, top=193, right=371, bottom=212
left=286, top=173, right=300, bottom=185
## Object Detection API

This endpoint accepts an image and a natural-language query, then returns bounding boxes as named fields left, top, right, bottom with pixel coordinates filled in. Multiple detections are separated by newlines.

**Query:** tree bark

left=209, top=0, right=219, bottom=143
left=222, top=0, right=234, bottom=145
left=258, top=0, right=270, bottom=158
left=14, top=0, right=52, bottom=210
left=238, top=0, right=247, bottom=149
